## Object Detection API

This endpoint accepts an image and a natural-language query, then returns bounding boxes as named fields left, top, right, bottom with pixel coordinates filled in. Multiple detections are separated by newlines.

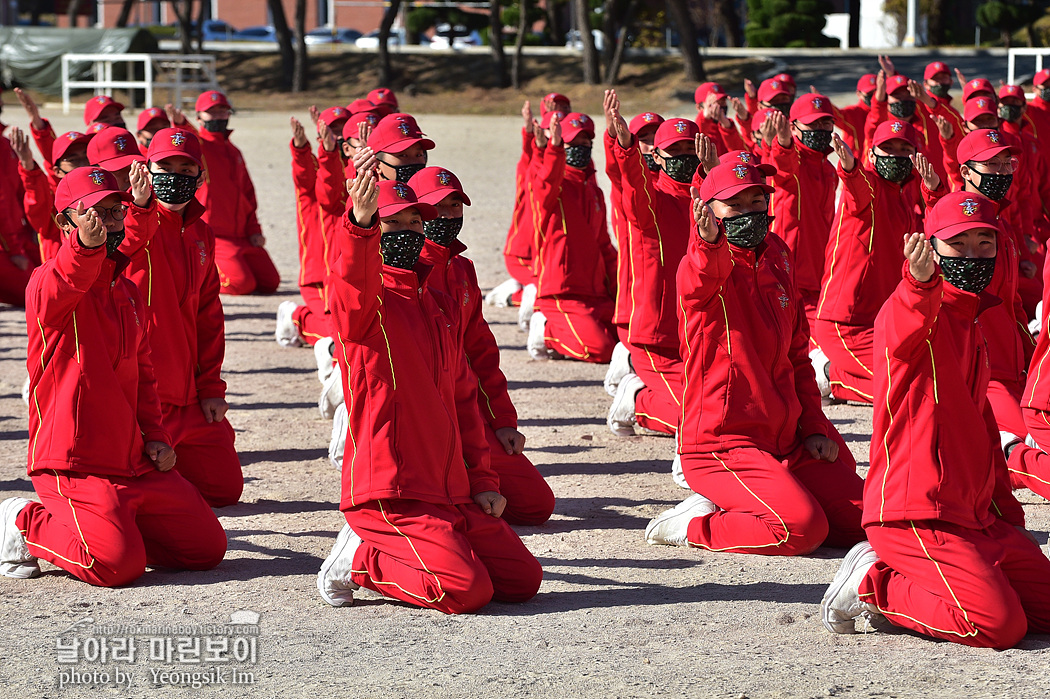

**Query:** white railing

left=61, top=53, right=220, bottom=115
left=1007, top=47, right=1050, bottom=98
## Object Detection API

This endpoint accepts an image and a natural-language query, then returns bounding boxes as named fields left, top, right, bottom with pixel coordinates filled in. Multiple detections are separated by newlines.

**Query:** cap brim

left=61, top=188, right=133, bottom=212
left=654, top=134, right=693, bottom=150
left=561, top=127, right=595, bottom=144
left=416, top=187, right=471, bottom=207
left=97, top=154, right=146, bottom=171
left=963, top=144, right=1020, bottom=163
left=53, top=135, right=94, bottom=162
left=148, top=148, right=204, bottom=170
left=376, top=136, right=436, bottom=154
left=705, top=181, right=775, bottom=202
left=928, top=221, right=999, bottom=240
left=793, top=111, right=834, bottom=125
left=377, top=201, right=437, bottom=220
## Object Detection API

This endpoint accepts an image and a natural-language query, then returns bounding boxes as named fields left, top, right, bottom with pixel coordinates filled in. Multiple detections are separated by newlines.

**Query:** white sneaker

left=810, top=347, right=831, bottom=398
left=517, top=283, right=537, bottom=331
left=1026, top=433, right=1042, bottom=450
left=1029, top=301, right=1043, bottom=338
left=484, top=277, right=522, bottom=307
left=671, top=453, right=690, bottom=489
left=318, top=364, right=344, bottom=420
left=821, top=540, right=881, bottom=634
left=314, top=337, right=336, bottom=384
left=1001, top=431, right=1022, bottom=459
left=527, top=310, right=552, bottom=360
left=275, top=301, right=304, bottom=348
left=0, top=497, right=39, bottom=579
left=604, top=341, right=633, bottom=396
left=21, top=376, right=30, bottom=406
left=317, top=523, right=363, bottom=607
left=644, top=493, right=717, bottom=547
left=608, top=373, right=644, bottom=436
left=329, top=402, right=348, bottom=470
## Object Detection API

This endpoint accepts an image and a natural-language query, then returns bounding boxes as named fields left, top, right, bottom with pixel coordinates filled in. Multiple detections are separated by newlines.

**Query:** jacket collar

left=382, top=260, right=434, bottom=297
left=942, top=277, right=1001, bottom=319
left=158, top=195, right=206, bottom=227
left=419, top=238, right=466, bottom=267
left=197, top=127, right=232, bottom=142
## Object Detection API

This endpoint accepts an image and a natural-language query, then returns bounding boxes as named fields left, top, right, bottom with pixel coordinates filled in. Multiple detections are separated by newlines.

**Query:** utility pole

left=903, top=0, right=917, bottom=47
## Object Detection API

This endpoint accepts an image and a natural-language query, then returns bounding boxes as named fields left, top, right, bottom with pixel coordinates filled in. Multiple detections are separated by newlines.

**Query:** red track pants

left=1008, top=406, right=1050, bottom=499
left=485, top=425, right=555, bottom=526
left=538, top=295, right=616, bottom=364
left=344, top=499, right=542, bottom=614
left=630, top=343, right=682, bottom=436
left=861, top=519, right=1050, bottom=649
left=682, top=437, right=865, bottom=555
left=19, top=468, right=227, bottom=587
left=163, top=403, right=243, bottom=508
left=214, top=238, right=280, bottom=295
left=292, top=283, right=334, bottom=346
left=813, top=319, right=874, bottom=404
left=504, top=253, right=534, bottom=289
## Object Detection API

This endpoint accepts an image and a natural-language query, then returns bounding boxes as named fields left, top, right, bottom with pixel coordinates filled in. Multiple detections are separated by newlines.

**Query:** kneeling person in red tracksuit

left=409, top=166, right=556, bottom=526
left=317, top=158, right=542, bottom=613
left=645, top=161, right=865, bottom=556
left=120, top=128, right=243, bottom=507
left=0, top=168, right=226, bottom=586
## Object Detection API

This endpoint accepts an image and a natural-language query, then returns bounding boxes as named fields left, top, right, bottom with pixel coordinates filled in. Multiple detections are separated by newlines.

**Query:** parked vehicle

left=565, top=29, right=605, bottom=51
left=304, top=27, right=363, bottom=45
left=429, top=23, right=482, bottom=49
left=233, top=25, right=278, bottom=42
left=355, top=28, right=428, bottom=49
left=169, top=19, right=238, bottom=41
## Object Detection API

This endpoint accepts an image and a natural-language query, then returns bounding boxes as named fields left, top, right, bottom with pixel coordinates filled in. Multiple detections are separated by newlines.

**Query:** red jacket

left=504, top=129, right=539, bottom=278
left=1002, top=120, right=1050, bottom=242
left=122, top=197, right=226, bottom=407
left=329, top=214, right=499, bottom=510
left=604, top=131, right=631, bottom=327
left=196, top=128, right=262, bottom=242
left=767, top=137, right=837, bottom=296
left=24, top=233, right=168, bottom=478
left=0, top=129, right=35, bottom=261
left=816, top=163, right=921, bottom=326
left=419, top=239, right=518, bottom=431
left=18, top=161, right=62, bottom=262
left=290, top=141, right=344, bottom=288
left=864, top=100, right=948, bottom=186
left=30, top=119, right=57, bottom=183
left=677, top=230, right=831, bottom=456
left=1023, top=259, right=1050, bottom=411
left=1027, top=98, right=1050, bottom=149
left=866, top=269, right=1024, bottom=529
left=530, top=144, right=616, bottom=301
left=694, top=115, right=746, bottom=156
left=612, top=136, right=691, bottom=348
left=837, top=101, right=869, bottom=154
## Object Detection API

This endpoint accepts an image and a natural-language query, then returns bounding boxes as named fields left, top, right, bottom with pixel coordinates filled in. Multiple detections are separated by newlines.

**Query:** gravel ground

left=0, top=107, right=1048, bottom=698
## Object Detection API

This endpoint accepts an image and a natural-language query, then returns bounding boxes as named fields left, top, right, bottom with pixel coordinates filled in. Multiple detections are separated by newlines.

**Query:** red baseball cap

left=87, top=122, right=111, bottom=135
left=699, top=160, right=775, bottom=202
left=628, top=112, right=664, bottom=135
left=319, top=106, right=350, bottom=130
left=924, top=190, right=1000, bottom=240
left=758, top=77, right=792, bottom=103
left=195, top=90, right=231, bottom=113
left=87, top=126, right=145, bottom=170
left=924, top=61, right=950, bottom=81
left=871, top=119, right=917, bottom=149
left=54, top=166, right=132, bottom=212
left=749, top=107, right=778, bottom=133
left=367, top=88, right=398, bottom=110
left=964, top=96, right=998, bottom=123
left=719, top=150, right=761, bottom=166
left=539, top=110, right=565, bottom=129
left=146, top=127, right=204, bottom=170
left=1035, top=69, right=1050, bottom=87
left=695, top=82, right=727, bottom=105
left=653, top=118, right=698, bottom=150
left=857, top=74, right=877, bottom=95
left=347, top=98, right=378, bottom=115
left=998, top=84, right=1026, bottom=102
left=790, top=93, right=834, bottom=124
left=407, top=166, right=471, bottom=206
left=136, top=107, right=171, bottom=133
left=343, top=110, right=381, bottom=141
left=560, top=112, right=595, bottom=143
left=367, top=113, right=435, bottom=154
left=886, top=74, right=911, bottom=96
left=52, top=130, right=94, bottom=164
left=376, top=180, right=436, bottom=219
left=83, top=95, right=124, bottom=125
left=957, top=128, right=1019, bottom=165
left=541, top=93, right=571, bottom=115
left=962, top=78, right=995, bottom=102
left=772, top=73, right=796, bottom=89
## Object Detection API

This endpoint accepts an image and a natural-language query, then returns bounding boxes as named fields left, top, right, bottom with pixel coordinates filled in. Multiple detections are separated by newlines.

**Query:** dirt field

left=0, top=107, right=1048, bottom=698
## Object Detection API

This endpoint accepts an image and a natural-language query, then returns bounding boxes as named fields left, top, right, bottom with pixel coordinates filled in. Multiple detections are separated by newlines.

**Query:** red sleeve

left=194, top=224, right=227, bottom=401
left=329, top=208, right=384, bottom=342
left=614, top=137, right=666, bottom=292
left=986, top=402, right=1026, bottom=527
left=837, top=161, right=877, bottom=213
left=768, top=138, right=799, bottom=177
left=745, top=93, right=759, bottom=120
left=27, top=228, right=106, bottom=329
left=920, top=177, right=947, bottom=211
left=459, top=261, right=517, bottom=430
left=130, top=281, right=171, bottom=445
left=881, top=265, right=943, bottom=361
left=863, top=99, right=889, bottom=154
left=603, top=130, right=623, bottom=187
left=532, top=143, right=565, bottom=214
left=290, top=139, right=318, bottom=194
left=718, top=120, right=746, bottom=152
left=678, top=230, right=734, bottom=311
left=453, top=344, right=501, bottom=497
left=19, top=162, right=60, bottom=250
left=236, top=145, right=263, bottom=238
left=120, top=196, right=160, bottom=259
left=315, top=146, right=347, bottom=215
left=31, top=119, right=57, bottom=169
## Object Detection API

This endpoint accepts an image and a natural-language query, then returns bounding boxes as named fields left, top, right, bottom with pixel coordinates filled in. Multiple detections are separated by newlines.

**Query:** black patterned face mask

left=998, top=104, right=1023, bottom=123
left=861, top=94, right=872, bottom=106
left=934, top=243, right=996, bottom=294
left=422, top=217, right=463, bottom=247
left=969, top=170, right=1013, bottom=201
left=565, top=144, right=592, bottom=169
left=379, top=160, right=426, bottom=184
left=770, top=103, right=791, bottom=118
left=106, top=228, right=126, bottom=258
left=873, top=154, right=913, bottom=183
left=643, top=153, right=660, bottom=172
left=662, top=153, right=700, bottom=183
left=202, top=119, right=228, bottom=133
left=150, top=170, right=199, bottom=205
left=888, top=100, right=917, bottom=120
left=721, top=210, right=770, bottom=249
left=928, top=83, right=950, bottom=98
left=1039, top=87, right=1050, bottom=102
left=797, top=129, right=833, bottom=152
left=380, top=229, right=426, bottom=269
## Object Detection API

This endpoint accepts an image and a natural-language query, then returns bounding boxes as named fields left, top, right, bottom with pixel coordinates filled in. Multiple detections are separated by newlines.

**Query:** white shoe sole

left=603, top=342, right=632, bottom=397
left=644, top=493, right=716, bottom=547
left=317, top=525, right=361, bottom=607
left=318, top=365, right=344, bottom=420
left=314, top=337, right=336, bottom=384
left=517, top=283, right=537, bottom=331
left=485, top=278, right=522, bottom=308
left=821, top=541, right=876, bottom=634
left=607, top=374, right=643, bottom=436
left=0, top=498, right=39, bottom=579
left=275, top=301, right=303, bottom=348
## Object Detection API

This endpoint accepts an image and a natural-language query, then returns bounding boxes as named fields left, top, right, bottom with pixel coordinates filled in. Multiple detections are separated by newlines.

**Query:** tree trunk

left=267, top=0, right=296, bottom=90
left=574, top=0, right=600, bottom=84
left=512, top=0, right=529, bottom=89
left=847, top=0, right=860, bottom=47
left=293, top=0, right=310, bottom=91
left=169, top=0, right=194, bottom=54
left=67, top=0, right=85, bottom=27
left=194, top=0, right=207, bottom=52
left=1026, top=23, right=1040, bottom=48
left=926, top=0, right=945, bottom=45
left=490, top=0, right=509, bottom=87
left=665, top=0, right=705, bottom=82
left=603, top=0, right=636, bottom=84
left=1002, top=28, right=1012, bottom=50
left=115, top=0, right=136, bottom=27
left=378, top=0, right=403, bottom=87
left=712, top=0, right=742, bottom=48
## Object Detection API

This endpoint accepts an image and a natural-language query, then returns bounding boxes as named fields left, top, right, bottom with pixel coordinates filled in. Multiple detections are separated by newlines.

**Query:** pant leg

left=459, top=502, right=542, bottom=603
left=504, top=253, right=535, bottom=288
left=861, top=520, right=1045, bottom=649
left=242, top=245, right=281, bottom=295
left=631, top=343, right=683, bottom=436
left=214, top=238, right=257, bottom=296
left=682, top=448, right=830, bottom=556
left=344, top=499, right=495, bottom=614
left=0, top=252, right=31, bottom=307
left=787, top=434, right=866, bottom=548
left=293, top=284, right=334, bottom=346
left=800, top=288, right=820, bottom=352
left=485, top=425, right=554, bottom=526
left=539, top=295, right=617, bottom=364
left=164, top=403, right=243, bottom=508
left=131, top=468, right=227, bottom=571
left=813, top=320, right=875, bottom=404
left=20, top=472, right=147, bottom=587
left=1011, top=406, right=1050, bottom=499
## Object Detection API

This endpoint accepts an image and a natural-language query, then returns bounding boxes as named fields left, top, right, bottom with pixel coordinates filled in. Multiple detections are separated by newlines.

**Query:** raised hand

left=912, top=152, right=941, bottom=191
left=878, top=54, right=896, bottom=77
left=318, top=119, right=336, bottom=152
left=522, top=100, right=534, bottom=134
left=933, top=114, right=954, bottom=141
left=610, top=107, right=631, bottom=148
left=357, top=119, right=373, bottom=146
left=14, top=88, right=44, bottom=130
left=129, top=161, right=152, bottom=207
left=743, top=79, right=756, bottom=100
left=308, top=105, right=321, bottom=126
left=728, top=96, right=748, bottom=121
left=76, top=202, right=106, bottom=249
left=533, top=118, right=548, bottom=148
left=291, top=116, right=308, bottom=148
left=9, top=127, right=34, bottom=170
left=832, top=133, right=855, bottom=172
left=603, top=89, right=620, bottom=137
left=164, top=103, right=187, bottom=126
left=695, top=133, right=719, bottom=174
left=691, top=186, right=719, bottom=242
left=549, top=113, right=563, bottom=148
left=703, top=94, right=724, bottom=123
left=348, top=168, right=379, bottom=224
left=767, top=109, right=791, bottom=146
left=904, top=231, right=935, bottom=283
left=954, top=67, right=967, bottom=88
left=909, top=79, right=935, bottom=109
